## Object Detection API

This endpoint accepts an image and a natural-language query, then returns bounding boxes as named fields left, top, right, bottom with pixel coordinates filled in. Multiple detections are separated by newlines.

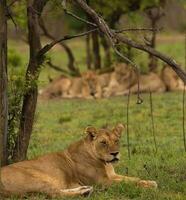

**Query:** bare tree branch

left=62, top=1, right=160, bottom=33
left=74, top=0, right=186, bottom=83
left=61, top=0, right=96, bottom=27
left=5, top=6, right=17, bottom=29
left=8, top=0, right=19, bottom=7
left=115, top=33, right=186, bottom=83
left=115, top=27, right=162, bottom=33
left=46, top=59, right=71, bottom=75
left=37, top=28, right=98, bottom=57
left=39, top=17, right=79, bottom=75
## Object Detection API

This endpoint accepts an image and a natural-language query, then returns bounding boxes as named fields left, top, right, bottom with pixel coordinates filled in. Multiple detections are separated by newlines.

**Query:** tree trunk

left=0, top=0, right=8, bottom=167
left=86, top=32, right=92, bottom=69
left=85, top=0, right=92, bottom=70
left=13, top=0, right=47, bottom=162
left=92, top=31, right=101, bottom=70
left=148, top=20, right=158, bottom=72
left=145, top=7, right=165, bottom=72
left=101, top=37, right=111, bottom=68
left=62, top=43, right=79, bottom=76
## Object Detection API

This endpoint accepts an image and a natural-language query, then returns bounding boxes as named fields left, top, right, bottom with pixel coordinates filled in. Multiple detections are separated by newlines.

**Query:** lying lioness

left=39, top=71, right=102, bottom=100
left=1, top=124, right=157, bottom=198
left=161, top=65, right=185, bottom=91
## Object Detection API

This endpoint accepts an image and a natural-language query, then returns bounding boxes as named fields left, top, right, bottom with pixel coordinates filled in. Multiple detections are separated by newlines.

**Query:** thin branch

left=64, top=9, right=97, bottom=27
left=62, top=1, right=160, bottom=34
left=183, top=33, right=186, bottom=152
left=71, top=0, right=143, bottom=102
left=126, top=88, right=131, bottom=160
left=115, top=27, right=162, bottom=34
left=113, top=47, right=143, bottom=103
left=183, top=86, right=186, bottom=152
left=63, top=1, right=160, bottom=33
left=149, top=90, right=158, bottom=153
left=8, top=0, right=19, bottom=7
left=39, top=17, right=53, bottom=39
left=47, top=60, right=70, bottom=75
left=74, top=0, right=186, bottom=83
left=37, top=28, right=98, bottom=57
left=115, top=33, right=186, bottom=84
left=39, top=17, right=79, bottom=75
left=5, top=7, right=17, bottom=29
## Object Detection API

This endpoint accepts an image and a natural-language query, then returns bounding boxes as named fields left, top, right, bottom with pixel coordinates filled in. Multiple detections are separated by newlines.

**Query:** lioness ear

left=113, top=123, right=125, bottom=138
left=85, top=126, right=97, bottom=139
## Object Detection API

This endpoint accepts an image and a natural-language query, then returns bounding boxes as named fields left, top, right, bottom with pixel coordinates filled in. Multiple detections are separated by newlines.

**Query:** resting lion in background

left=103, top=63, right=166, bottom=97
left=39, top=71, right=101, bottom=99
left=161, top=65, right=185, bottom=91
left=122, top=72, right=166, bottom=95
left=1, top=124, right=157, bottom=198
left=103, top=63, right=137, bottom=97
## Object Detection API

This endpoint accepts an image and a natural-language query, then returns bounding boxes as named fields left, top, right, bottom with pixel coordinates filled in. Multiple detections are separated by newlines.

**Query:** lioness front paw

left=80, top=186, right=93, bottom=197
left=137, top=180, right=157, bottom=189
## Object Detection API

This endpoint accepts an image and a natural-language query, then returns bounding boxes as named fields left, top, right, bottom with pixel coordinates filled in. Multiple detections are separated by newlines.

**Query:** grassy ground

left=9, top=92, right=186, bottom=200
left=7, top=34, right=186, bottom=199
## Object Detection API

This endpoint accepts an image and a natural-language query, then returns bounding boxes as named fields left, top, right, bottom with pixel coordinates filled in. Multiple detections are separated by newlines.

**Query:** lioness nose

left=90, top=91, right=95, bottom=96
left=110, top=152, right=119, bottom=156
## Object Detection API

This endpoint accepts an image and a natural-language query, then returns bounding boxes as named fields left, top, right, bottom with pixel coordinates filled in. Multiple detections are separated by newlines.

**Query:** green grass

left=7, top=34, right=186, bottom=199
left=8, top=92, right=186, bottom=200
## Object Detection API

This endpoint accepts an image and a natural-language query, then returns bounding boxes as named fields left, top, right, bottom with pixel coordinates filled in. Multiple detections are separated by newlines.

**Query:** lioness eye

left=115, top=140, right=119, bottom=144
left=100, top=140, right=107, bottom=145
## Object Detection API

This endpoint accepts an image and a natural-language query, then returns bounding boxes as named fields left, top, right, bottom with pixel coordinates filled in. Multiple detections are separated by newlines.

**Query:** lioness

left=1, top=124, right=157, bottom=198
left=103, top=63, right=137, bottom=97
left=40, top=71, right=101, bottom=99
left=122, top=72, right=166, bottom=95
left=104, top=63, right=166, bottom=97
left=39, top=75, right=73, bottom=99
left=81, top=70, right=102, bottom=98
left=161, top=65, right=184, bottom=91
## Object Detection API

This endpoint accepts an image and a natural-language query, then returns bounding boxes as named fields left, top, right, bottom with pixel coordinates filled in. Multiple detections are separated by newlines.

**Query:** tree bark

left=145, top=7, right=164, bottom=72
left=148, top=19, right=158, bottom=72
left=85, top=0, right=92, bottom=70
left=92, top=31, right=101, bottom=69
left=0, top=0, right=8, bottom=167
left=13, top=0, right=48, bottom=162
left=86, top=33, right=92, bottom=69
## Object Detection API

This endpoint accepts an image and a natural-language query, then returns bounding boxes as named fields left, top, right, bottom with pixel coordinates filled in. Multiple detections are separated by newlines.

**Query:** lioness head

left=114, top=63, right=136, bottom=84
left=82, top=71, right=98, bottom=97
left=85, top=124, right=125, bottom=163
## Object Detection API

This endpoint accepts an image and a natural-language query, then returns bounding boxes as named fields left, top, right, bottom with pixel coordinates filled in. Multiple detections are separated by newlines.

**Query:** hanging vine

left=149, top=90, right=158, bottom=153
left=126, top=88, right=131, bottom=160
left=182, top=34, right=186, bottom=152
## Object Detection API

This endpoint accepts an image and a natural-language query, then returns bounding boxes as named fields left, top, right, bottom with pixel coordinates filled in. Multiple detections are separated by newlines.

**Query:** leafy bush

left=7, top=49, right=25, bottom=162
left=8, top=48, right=22, bottom=68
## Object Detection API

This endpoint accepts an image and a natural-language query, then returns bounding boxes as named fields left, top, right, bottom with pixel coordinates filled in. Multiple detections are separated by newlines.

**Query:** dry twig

left=37, top=28, right=98, bottom=57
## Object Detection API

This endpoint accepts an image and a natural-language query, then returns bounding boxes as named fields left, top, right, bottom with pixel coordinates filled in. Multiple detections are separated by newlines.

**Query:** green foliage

left=11, top=0, right=27, bottom=30
left=8, top=49, right=22, bottom=68
left=7, top=48, right=25, bottom=162
left=7, top=75, right=24, bottom=163
left=47, top=0, right=85, bottom=33
left=114, top=45, right=136, bottom=64
left=140, top=0, right=165, bottom=10
left=90, top=0, right=140, bottom=18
